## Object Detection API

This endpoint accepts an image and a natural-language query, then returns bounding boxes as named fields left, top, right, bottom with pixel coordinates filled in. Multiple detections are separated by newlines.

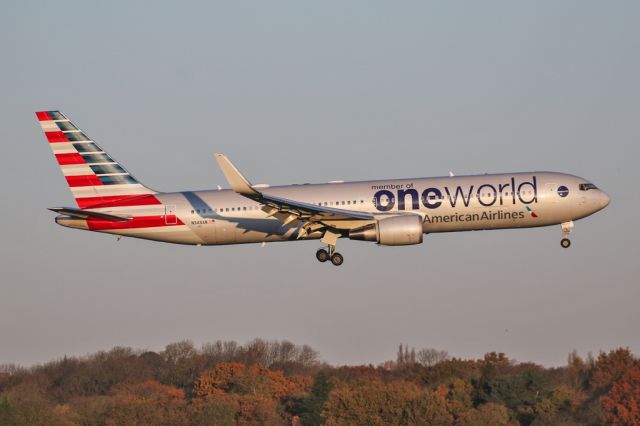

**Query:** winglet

left=214, top=154, right=260, bottom=196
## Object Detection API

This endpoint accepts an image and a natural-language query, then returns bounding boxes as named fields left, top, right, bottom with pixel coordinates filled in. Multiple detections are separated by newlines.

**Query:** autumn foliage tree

left=106, top=380, right=188, bottom=426
left=323, top=379, right=426, bottom=425
left=191, top=362, right=312, bottom=424
left=602, top=363, right=640, bottom=426
left=455, top=402, right=513, bottom=426
left=0, top=342, right=637, bottom=425
left=193, top=362, right=311, bottom=400
left=589, top=348, right=636, bottom=392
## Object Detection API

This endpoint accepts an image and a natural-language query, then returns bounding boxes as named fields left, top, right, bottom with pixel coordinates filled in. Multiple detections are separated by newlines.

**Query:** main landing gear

left=560, top=221, right=574, bottom=249
left=317, top=229, right=344, bottom=266
left=316, top=246, right=344, bottom=266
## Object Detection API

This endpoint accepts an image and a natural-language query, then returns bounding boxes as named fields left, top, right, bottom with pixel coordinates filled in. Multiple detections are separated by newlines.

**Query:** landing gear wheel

left=561, top=238, right=571, bottom=249
left=316, top=248, right=329, bottom=262
left=330, top=252, right=344, bottom=266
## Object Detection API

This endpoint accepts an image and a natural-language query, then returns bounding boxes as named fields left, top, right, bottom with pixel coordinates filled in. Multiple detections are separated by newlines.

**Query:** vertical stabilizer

left=36, top=111, right=157, bottom=208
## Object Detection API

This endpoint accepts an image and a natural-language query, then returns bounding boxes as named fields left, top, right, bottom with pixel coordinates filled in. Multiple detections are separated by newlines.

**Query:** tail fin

left=36, top=111, right=158, bottom=208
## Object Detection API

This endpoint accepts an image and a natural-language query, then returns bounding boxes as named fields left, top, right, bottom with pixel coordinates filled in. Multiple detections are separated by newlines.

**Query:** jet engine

left=349, top=215, right=424, bottom=246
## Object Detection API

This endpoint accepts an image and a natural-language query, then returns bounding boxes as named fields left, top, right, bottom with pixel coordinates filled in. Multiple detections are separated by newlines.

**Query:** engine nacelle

left=349, top=215, right=424, bottom=246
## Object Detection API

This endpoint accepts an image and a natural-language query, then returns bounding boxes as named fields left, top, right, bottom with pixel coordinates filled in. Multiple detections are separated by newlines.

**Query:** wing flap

left=260, top=193, right=375, bottom=221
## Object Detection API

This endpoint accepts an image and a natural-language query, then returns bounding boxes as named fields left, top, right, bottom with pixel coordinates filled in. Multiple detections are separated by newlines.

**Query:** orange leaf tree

left=193, top=362, right=311, bottom=400
left=602, top=363, right=640, bottom=426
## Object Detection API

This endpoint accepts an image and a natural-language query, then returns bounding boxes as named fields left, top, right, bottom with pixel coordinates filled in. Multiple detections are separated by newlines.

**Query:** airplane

left=37, top=110, right=610, bottom=266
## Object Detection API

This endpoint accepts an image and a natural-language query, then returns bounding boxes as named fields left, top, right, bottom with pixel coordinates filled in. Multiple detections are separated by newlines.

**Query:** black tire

left=316, top=249, right=329, bottom=262
left=561, top=238, right=571, bottom=248
left=330, top=252, right=344, bottom=266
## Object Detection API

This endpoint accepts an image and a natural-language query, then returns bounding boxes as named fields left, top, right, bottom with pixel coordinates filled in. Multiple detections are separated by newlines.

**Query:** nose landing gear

left=316, top=245, right=344, bottom=266
left=560, top=221, right=574, bottom=249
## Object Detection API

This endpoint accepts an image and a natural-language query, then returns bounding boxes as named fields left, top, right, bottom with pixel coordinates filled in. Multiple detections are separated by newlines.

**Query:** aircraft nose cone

left=596, top=190, right=611, bottom=210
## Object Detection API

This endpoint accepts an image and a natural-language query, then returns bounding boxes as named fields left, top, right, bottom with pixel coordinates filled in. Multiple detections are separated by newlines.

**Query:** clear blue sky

left=1, top=1, right=638, bottom=367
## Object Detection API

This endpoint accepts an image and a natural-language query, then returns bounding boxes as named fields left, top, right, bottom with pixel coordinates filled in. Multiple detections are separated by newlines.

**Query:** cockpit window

left=579, top=183, right=598, bottom=191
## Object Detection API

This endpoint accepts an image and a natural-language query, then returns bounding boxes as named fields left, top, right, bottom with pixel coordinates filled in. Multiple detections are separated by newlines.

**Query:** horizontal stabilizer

left=48, top=207, right=131, bottom=221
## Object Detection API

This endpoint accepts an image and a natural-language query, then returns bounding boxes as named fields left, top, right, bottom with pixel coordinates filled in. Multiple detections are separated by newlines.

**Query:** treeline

left=0, top=340, right=638, bottom=425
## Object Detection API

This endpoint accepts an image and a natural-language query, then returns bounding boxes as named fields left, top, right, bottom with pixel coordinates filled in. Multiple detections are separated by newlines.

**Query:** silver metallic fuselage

left=59, top=172, right=609, bottom=246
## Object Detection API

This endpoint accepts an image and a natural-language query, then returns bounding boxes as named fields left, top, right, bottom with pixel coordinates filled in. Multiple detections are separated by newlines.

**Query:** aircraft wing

left=48, top=207, right=131, bottom=222
left=214, top=154, right=375, bottom=227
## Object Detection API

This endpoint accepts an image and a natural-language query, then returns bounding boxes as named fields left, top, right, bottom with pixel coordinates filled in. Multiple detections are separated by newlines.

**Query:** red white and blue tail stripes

left=37, top=111, right=189, bottom=233
left=36, top=111, right=158, bottom=209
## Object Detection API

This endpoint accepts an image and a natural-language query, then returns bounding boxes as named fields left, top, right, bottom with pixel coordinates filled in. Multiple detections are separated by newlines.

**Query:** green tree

left=289, top=371, right=334, bottom=425
left=187, top=396, right=238, bottom=426
left=475, top=369, right=550, bottom=425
